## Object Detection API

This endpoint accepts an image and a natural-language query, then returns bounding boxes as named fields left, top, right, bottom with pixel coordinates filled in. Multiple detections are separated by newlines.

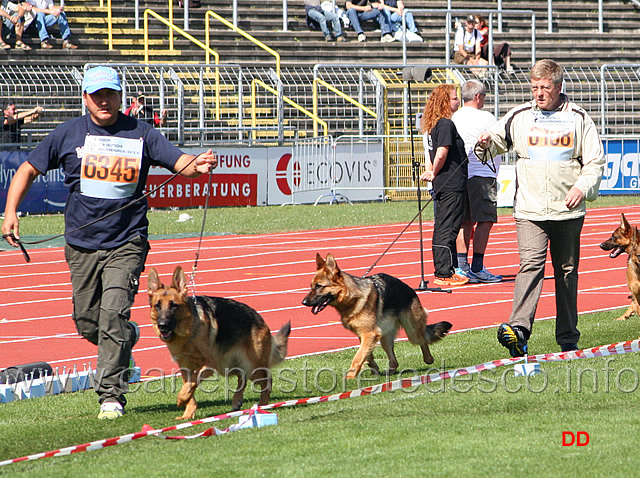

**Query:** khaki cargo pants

left=64, top=235, right=148, bottom=406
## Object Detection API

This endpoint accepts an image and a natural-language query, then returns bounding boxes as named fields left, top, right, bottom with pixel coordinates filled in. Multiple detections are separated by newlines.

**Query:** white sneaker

left=357, top=33, right=366, bottom=42
left=381, top=33, right=394, bottom=43
left=405, top=31, right=423, bottom=42
left=393, top=30, right=404, bottom=41
left=98, top=401, right=124, bottom=420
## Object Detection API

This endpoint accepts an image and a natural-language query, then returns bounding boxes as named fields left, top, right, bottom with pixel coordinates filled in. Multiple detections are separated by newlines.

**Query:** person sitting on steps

left=305, top=0, right=347, bottom=42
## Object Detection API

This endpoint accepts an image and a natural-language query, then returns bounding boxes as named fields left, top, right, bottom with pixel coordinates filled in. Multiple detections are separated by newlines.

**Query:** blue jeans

left=345, top=8, right=390, bottom=36
left=382, top=10, right=418, bottom=33
left=307, top=9, right=342, bottom=38
left=34, top=11, right=72, bottom=41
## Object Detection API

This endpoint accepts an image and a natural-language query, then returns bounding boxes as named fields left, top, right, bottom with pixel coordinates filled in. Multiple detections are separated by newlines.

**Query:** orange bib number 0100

left=80, top=135, right=143, bottom=199
left=527, top=126, right=574, bottom=148
left=526, top=112, right=576, bottom=162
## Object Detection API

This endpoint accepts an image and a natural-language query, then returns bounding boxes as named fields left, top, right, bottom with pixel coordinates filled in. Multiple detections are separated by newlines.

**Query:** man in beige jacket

left=477, top=59, right=604, bottom=356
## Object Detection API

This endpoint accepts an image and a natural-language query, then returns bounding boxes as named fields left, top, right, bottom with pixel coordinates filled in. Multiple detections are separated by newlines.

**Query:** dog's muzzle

left=302, top=295, right=333, bottom=315
left=600, top=242, right=625, bottom=258
left=156, top=316, right=176, bottom=341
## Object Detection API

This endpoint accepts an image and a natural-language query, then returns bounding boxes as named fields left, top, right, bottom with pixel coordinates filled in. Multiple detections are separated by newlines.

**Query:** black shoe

left=560, top=343, right=578, bottom=352
left=497, top=323, right=528, bottom=357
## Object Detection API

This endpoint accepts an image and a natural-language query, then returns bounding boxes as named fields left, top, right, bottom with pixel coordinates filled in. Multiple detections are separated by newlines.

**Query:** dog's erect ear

left=171, top=266, right=189, bottom=296
left=621, top=213, right=630, bottom=232
left=148, top=268, right=162, bottom=298
left=325, top=253, right=341, bottom=275
left=315, top=253, right=325, bottom=270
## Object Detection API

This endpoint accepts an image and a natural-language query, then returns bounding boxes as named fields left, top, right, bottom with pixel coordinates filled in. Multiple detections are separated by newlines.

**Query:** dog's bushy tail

left=424, top=321, right=452, bottom=344
left=270, top=321, right=291, bottom=366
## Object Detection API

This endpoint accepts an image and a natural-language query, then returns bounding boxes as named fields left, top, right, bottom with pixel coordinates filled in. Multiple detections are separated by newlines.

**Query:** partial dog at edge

left=600, top=213, right=640, bottom=321
left=302, top=253, right=452, bottom=379
left=148, top=266, right=291, bottom=420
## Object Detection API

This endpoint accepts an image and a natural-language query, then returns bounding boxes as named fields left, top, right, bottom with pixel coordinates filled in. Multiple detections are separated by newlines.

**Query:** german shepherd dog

left=148, top=266, right=291, bottom=419
left=600, top=213, right=640, bottom=321
left=302, top=253, right=452, bottom=379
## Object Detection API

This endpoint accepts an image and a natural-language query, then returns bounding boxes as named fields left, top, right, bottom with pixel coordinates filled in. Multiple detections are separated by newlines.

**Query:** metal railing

left=4, top=63, right=640, bottom=148
left=251, top=77, right=328, bottom=142
left=119, top=0, right=609, bottom=34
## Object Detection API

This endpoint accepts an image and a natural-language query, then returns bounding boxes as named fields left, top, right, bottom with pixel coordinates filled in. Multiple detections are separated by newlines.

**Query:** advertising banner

left=0, top=151, right=67, bottom=214
left=600, top=138, right=640, bottom=194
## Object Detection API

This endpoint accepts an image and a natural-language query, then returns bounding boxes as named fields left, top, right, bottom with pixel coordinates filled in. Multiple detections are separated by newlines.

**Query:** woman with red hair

left=420, top=84, right=469, bottom=286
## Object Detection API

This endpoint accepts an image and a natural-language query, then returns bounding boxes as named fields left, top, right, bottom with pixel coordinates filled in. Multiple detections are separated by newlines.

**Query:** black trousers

left=431, top=191, right=464, bottom=278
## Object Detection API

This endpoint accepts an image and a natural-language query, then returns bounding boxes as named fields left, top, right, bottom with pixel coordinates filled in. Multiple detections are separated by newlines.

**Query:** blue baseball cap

left=82, top=67, right=122, bottom=94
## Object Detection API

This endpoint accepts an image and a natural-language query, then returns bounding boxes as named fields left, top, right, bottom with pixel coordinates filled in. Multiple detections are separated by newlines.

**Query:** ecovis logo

left=562, top=431, right=589, bottom=446
left=275, top=153, right=301, bottom=196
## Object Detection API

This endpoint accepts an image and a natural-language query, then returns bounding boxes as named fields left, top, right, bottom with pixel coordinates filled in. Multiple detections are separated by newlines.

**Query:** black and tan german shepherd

left=302, top=253, right=452, bottom=379
left=148, top=266, right=291, bottom=420
left=600, top=213, right=640, bottom=321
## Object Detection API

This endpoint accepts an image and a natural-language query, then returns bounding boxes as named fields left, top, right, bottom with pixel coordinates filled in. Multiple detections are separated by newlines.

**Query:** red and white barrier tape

left=2, top=339, right=639, bottom=467
left=0, top=356, right=521, bottom=466
left=527, top=339, right=640, bottom=363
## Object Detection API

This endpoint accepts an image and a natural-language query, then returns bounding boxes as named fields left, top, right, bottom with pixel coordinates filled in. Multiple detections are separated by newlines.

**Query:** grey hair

left=530, top=59, right=563, bottom=86
left=461, top=80, right=485, bottom=102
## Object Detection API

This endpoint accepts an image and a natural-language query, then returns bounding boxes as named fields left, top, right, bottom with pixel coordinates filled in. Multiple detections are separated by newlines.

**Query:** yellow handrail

left=251, top=78, right=328, bottom=141
left=205, top=10, right=280, bottom=78
left=143, top=9, right=219, bottom=63
left=312, top=78, right=377, bottom=137
left=143, top=9, right=221, bottom=119
left=107, top=0, right=112, bottom=50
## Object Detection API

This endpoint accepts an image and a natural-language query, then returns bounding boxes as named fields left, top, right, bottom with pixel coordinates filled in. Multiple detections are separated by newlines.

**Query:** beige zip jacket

left=486, top=94, right=604, bottom=221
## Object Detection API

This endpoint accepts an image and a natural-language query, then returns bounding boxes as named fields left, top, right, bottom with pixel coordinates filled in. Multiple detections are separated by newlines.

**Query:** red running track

left=0, top=205, right=637, bottom=379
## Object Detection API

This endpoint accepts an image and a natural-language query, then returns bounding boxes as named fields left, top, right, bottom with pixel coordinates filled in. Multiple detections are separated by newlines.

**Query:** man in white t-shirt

left=452, top=79, right=502, bottom=283
left=453, top=15, right=488, bottom=77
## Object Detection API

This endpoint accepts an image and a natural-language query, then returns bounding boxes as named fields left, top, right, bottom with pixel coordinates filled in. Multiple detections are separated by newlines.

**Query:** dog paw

left=344, top=370, right=357, bottom=380
left=615, top=316, right=629, bottom=321
left=176, top=413, right=195, bottom=420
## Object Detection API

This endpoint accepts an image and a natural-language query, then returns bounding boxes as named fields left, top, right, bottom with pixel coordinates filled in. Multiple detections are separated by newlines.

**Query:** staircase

left=1, top=0, right=638, bottom=146
left=0, top=0, right=638, bottom=68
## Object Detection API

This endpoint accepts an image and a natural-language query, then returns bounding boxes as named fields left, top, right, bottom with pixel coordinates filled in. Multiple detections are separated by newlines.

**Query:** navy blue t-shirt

left=426, top=118, right=467, bottom=193
left=27, top=113, right=184, bottom=250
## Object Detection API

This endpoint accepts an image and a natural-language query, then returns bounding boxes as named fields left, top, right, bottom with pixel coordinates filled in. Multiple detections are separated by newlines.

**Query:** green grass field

left=2, top=196, right=640, bottom=476
left=1, top=312, right=639, bottom=476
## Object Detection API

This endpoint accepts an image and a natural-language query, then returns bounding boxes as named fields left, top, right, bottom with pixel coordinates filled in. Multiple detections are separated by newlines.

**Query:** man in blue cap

left=2, top=66, right=218, bottom=419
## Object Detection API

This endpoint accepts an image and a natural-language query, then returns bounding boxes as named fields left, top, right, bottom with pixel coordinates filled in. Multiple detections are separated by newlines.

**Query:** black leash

left=188, top=168, right=215, bottom=298
left=4, top=153, right=205, bottom=263
left=2, top=233, right=31, bottom=262
left=363, top=141, right=497, bottom=278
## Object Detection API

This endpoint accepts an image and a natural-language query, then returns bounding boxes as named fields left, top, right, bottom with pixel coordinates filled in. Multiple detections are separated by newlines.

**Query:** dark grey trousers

left=64, top=235, right=148, bottom=406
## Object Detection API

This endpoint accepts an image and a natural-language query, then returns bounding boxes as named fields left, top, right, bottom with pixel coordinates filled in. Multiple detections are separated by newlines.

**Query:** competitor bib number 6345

left=80, top=135, right=144, bottom=199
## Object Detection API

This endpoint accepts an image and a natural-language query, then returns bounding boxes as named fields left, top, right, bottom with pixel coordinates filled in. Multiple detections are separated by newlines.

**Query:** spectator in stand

left=0, top=0, right=32, bottom=50
left=24, top=0, right=78, bottom=49
left=345, top=0, right=393, bottom=43
left=2, top=102, right=43, bottom=144
left=305, top=0, right=347, bottom=42
left=380, top=0, right=422, bottom=42
left=419, top=84, right=469, bottom=287
left=125, top=93, right=167, bottom=127
left=452, top=79, right=503, bottom=284
left=474, top=15, right=513, bottom=75
left=453, top=15, right=488, bottom=78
